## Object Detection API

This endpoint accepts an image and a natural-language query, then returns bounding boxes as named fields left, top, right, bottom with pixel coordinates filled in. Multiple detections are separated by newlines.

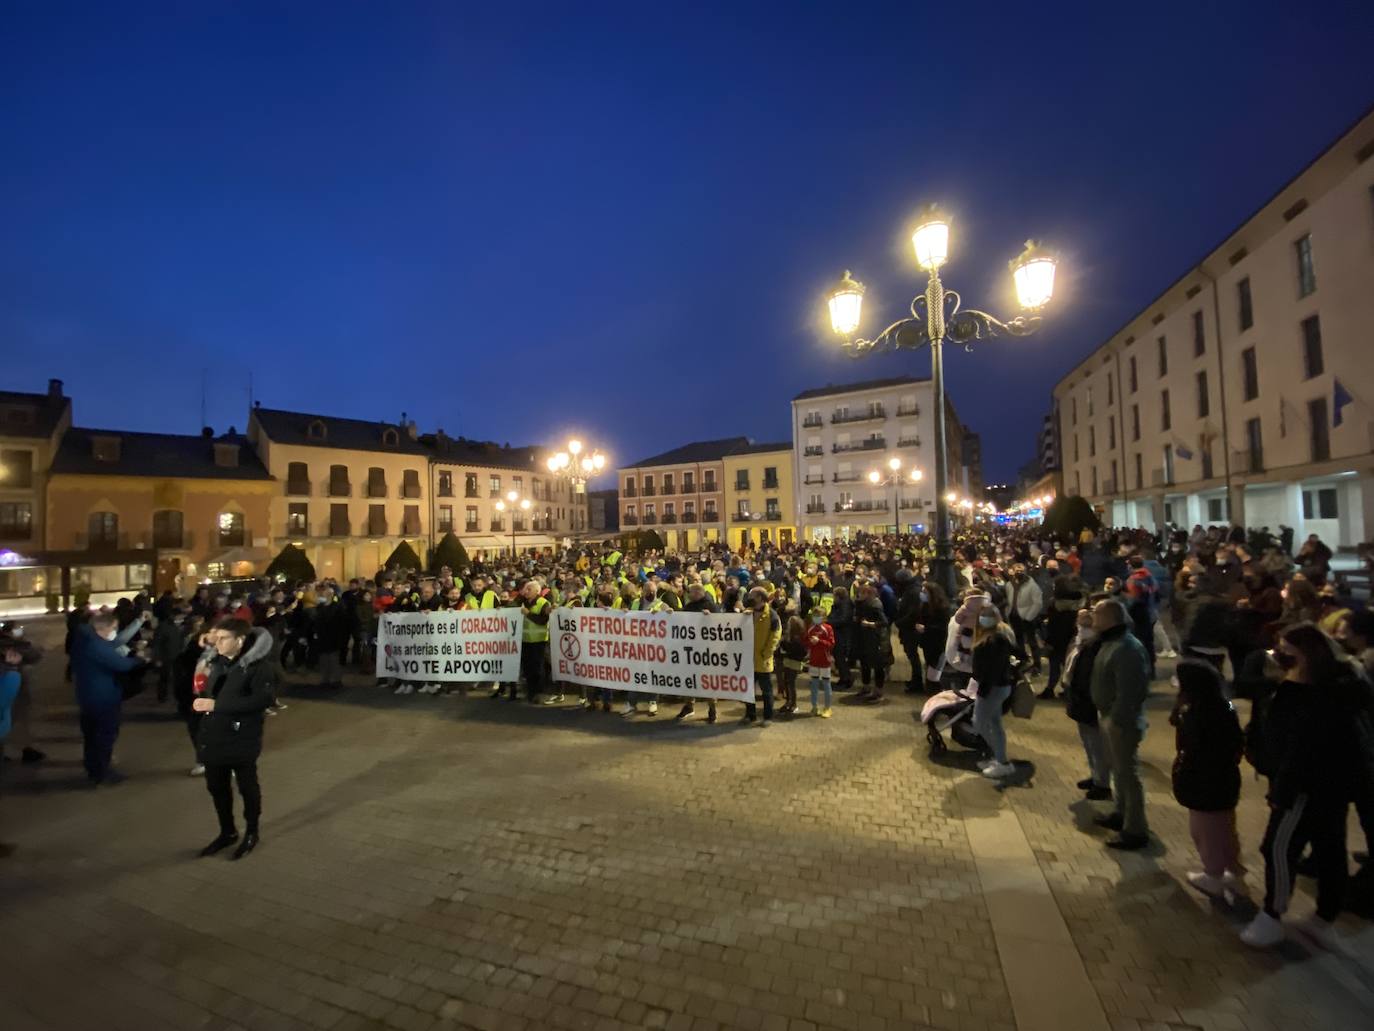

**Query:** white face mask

left=811, top=614, right=824, bottom=625
left=101, top=629, right=118, bottom=641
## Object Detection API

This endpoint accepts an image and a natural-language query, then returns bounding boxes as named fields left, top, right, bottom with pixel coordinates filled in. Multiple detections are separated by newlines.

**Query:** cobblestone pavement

left=2, top=616, right=1372, bottom=1031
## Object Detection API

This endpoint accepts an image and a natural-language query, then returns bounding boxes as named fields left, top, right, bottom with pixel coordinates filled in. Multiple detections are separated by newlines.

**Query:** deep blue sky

left=5, top=2, right=1373, bottom=484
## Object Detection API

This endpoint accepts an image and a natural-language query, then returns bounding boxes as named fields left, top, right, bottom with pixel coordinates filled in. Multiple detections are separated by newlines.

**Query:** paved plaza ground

left=3, top=615, right=1373, bottom=1031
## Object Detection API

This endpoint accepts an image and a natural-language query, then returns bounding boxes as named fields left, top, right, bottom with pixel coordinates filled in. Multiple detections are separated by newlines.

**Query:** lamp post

left=494, top=491, right=531, bottom=558
left=547, top=438, right=607, bottom=538
left=827, top=207, right=1057, bottom=597
left=867, top=456, right=923, bottom=535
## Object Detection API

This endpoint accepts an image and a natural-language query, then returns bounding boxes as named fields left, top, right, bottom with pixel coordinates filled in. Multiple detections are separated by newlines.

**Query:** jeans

left=1077, top=722, right=1110, bottom=788
left=79, top=706, right=121, bottom=783
left=972, top=685, right=1012, bottom=763
left=809, top=675, right=832, bottom=710
left=1103, top=717, right=1148, bottom=837
left=205, top=760, right=261, bottom=836
left=744, top=672, right=775, bottom=722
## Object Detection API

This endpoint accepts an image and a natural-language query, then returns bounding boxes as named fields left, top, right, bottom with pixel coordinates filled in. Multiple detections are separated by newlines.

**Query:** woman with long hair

left=914, top=580, right=952, bottom=692
left=970, top=604, right=1018, bottom=780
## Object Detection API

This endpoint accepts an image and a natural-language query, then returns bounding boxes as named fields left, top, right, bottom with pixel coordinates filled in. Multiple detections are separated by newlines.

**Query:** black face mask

left=1274, top=651, right=1298, bottom=670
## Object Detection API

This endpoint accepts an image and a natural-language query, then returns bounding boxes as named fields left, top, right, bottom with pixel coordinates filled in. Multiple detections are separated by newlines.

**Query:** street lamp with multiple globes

left=493, top=490, right=532, bottom=557
left=546, top=438, right=607, bottom=538
left=866, top=455, right=924, bottom=534
left=827, top=206, right=1057, bottom=597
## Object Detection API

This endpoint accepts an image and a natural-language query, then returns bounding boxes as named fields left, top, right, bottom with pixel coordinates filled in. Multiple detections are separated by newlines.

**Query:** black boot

left=21, top=746, right=46, bottom=764
left=232, top=832, right=259, bottom=861
left=675, top=703, right=695, bottom=721
left=200, top=832, right=238, bottom=857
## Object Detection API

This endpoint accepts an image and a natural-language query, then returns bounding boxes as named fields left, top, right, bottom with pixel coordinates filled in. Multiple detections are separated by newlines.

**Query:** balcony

left=622, top=515, right=639, bottom=526
left=327, top=482, right=351, bottom=498
left=730, top=511, right=755, bottom=523
left=734, top=480, right=750, bottom=492
left=896, top=437, right=921, bottom=448
left=763, top=478, right=779, bottom=490
left=641, top=485, right=656, bottom=497
left=764, top=512, right=782, bottom=521
left=153, top=530, right=186, bottom=550
left=465, top=522, right=481, bottom=532
left=490, top=521, right=505, bottom=532
left=803, top=475, right=825, bottom=485
left=803, top=446, right=824, bottom=457
left=1102, top=479, right=1118, bottom=496
left=806, top=504, right=827, bottom=514
left=680, top=512, right=697, bottom=522
left=1233, top=448, right=1264, bottom=474
left=802, top=415, right=823, bottom=428
left=898, top=498, right=924, bottom=510
left=465, top=485, right=480, bottom=498
left=328, top=517, right=351, bottom=537
left=832, top=472, right=862, bottom=483
left=832, top=406, right=885, bottom=424
left=402, top=516, right=422, bottom=536
left=367, top=516, right=388, bottom=536
left=896, top=404, right=920, bottom=417
left=623, top=485, right=637, bottom=498
left=366, top=482, right=388, bottom=499
left=835, top=500, right=887, bottom=513
left=702, top=510, right=719, bottom=523
left=661, top=514, right=678, bottom=524
left=402, top=483, right=422, bottom=499
left=682, top=480, right=695, bottom=493
left=832, top=438, right=884, bottom=454
left=642, top=514, right=658, bottom=525
left=286, top=479, right=311, bottom=497
left=660, top=483, right=676, bottom=497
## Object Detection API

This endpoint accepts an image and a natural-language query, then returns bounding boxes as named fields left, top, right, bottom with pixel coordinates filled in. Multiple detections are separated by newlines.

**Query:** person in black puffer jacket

left=1043, top=573, right=1087, bottom=698
left=194, top=619, right=275, bottom=861
left=1171, top=654, right=1245, bottom=898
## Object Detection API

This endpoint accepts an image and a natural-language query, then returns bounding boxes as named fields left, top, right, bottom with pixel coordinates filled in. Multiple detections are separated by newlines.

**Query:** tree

left=622, top=529, right=664, bottom=554
left=1041, top=495, right=1101, bottom=541
left=429, top=532, right=470, bottom=573
left=265, top=543, right=316, bottom=582
left=383, top=540, right=425, bottom=575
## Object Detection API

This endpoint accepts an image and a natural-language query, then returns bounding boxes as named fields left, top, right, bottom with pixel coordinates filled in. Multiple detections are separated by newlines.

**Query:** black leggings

left=205, top=761, right=261, bottom=836
left=1261, top=794, right=1347, bottom=922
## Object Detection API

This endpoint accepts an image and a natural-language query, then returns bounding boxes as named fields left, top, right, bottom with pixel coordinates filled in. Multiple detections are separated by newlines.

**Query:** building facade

left=1053, top=106, right=1374, bottom=545
left=619, top=438, right=742, bottom=552
left=587, top=488, right=619, bottom=534
left=790, top=376, right=967, bottom=541
left=722, top=442, right=796, bottom=549
left=0, top=381, right=70, bottom=603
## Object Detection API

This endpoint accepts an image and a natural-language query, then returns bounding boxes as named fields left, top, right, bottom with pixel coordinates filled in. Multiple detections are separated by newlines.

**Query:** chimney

left=48, top=378, right=64, bottom=402
left=406, top=419, right=418, bottom=440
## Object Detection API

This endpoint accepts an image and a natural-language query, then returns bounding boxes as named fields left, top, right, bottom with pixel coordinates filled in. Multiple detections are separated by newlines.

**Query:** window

left=465, top=506, right=478, bottom=531
left=682, top=472, right=694, bottom=492
left=0, top=502, right=33, bottom=541
left=683, top=501, right=695, bottom=516
left=329, top=503, right=349, bottom=536
left=1107, top=375, right=1115, bottom=406
left=766, top=498, right=780, bottom=518
left=736, top=498, right=750, bottom=516
left=1108, top=418, right=1116, bottom=450
left=1308, top=397, right=1331, bottom=462
left=402, top=469, right=422, bottom=499
left=1196, top=370, right=1210, bottom=418
left=367, top=466, right=387, bottom=498
left=764, top=466, right=779, bottom=489
left=0, top=450, right=33, bottom=488
left=1301, top=315, right=1323, bottom=379
left=1073, top=434, right=1080, bottom=462
left=703, top=500, right=717, bottom=519
left=1134, top=453, right=1143, bottom=490
left=1192, top=311, right=1205, bottom=356
left=1088, top=426, right=1095, bottom=457
left=1207, top=498, right=1226, bottom=523
left=403, top=505, right=421, bottom=535
left=1087, top=386, right=1094, bottom=417
left=1295, top=234, right=1316, bottom=296
left=703, top=471, right=716, bottom=491
left=488, top=475, right=501, bottom=497
left=438, top=471, right=453, bottom=497
left=438, top=505, right=453, bottom=532
left=1163, top=444, right=1174, bottom=485
left=1074, top=471, right=1081, bottom=495
left=1131, top=405, right=1140, bottom=442
left=152, top=510, right=184, bottom=549
left=1161, top=389, right=1171, bottom=431
left=664, top=502, right=675, bottom=516
left=287, top=461, right=310, bottom=495
left=287, top=503, right=308, bottom=535
left=307, top=419, right=327, bottom=441
left=1242, top=347, right=1259, bottom=401
left=381, top=427, right=399, bottom=447
left=1110, top=459, right=1118, bottom=490
left=464, top=473, right=479, bottom=497
left=1303, top=488, right=1339, bottom=520
left=1237, top=277, right=1253, bottom=331
left=642, top=474, right=654, bottom=495
left=1245, top=417, right=1263, bottom=472
left=662, top=474, right=674, bottom=495
left=88, top=511, right=118, bottom=548
left=1157, top=336, right=1168, bottom=376
left=1091, top=467, right=1098, bottom=495
left=1128, top=356, right=1137, bottom=394
left=218, top=511, right=245, bottom=546
left=328, top=464, right=350, bottom=496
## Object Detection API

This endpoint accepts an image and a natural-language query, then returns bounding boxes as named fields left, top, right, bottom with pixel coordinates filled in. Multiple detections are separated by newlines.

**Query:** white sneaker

left=1185, top=871, right=1226, bottom=897
left=189, top=764, right=206, bottom=777
left=620, top=703, right=636, bottom=716
left=1291, top=914, right=1353, bottom=955
left=394, top=683, right=413, bottom=695
left=1161, top=649, right=1178, bottom=659
left=648, top=700, right=658, bottom=715
left=981, top=762, right=1016, bottom=779
left=1240, top=912, right=1285, bottom=948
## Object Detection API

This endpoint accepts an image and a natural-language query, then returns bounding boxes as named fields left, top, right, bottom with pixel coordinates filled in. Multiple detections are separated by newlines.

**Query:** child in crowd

left=804, top=606, right=835, bottom=718
left=1171, top=653, right=1246, bottom=898
left=777, top=616, right=807, bottom=716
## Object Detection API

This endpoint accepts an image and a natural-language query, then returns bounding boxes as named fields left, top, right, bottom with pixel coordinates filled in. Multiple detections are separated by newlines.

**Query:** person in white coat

left=1009, top=565, right=1044, bottom=676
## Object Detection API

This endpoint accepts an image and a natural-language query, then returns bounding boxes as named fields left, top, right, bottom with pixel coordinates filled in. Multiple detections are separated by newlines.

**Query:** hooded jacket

left=1170, top=658, right=1243, bottom=811
left=196, top=628, right=276, bottom=766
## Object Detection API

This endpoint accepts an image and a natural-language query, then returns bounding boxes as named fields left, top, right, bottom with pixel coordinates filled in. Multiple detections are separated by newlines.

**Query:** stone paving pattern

left=2, top=616, right=1371, bottom=1031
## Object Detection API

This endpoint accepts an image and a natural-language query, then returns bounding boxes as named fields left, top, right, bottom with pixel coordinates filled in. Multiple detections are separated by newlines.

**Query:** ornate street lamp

left=494, top=491, right=532, bottom=557
left=546, top=437, right=606, bottom=539
left=867, top=456, right=923, bottom=535
left=827, top=207, right=1057, bottom=596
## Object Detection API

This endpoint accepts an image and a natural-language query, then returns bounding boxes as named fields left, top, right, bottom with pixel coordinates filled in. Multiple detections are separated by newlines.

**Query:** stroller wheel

left=926, top=726, right=948, bottom=756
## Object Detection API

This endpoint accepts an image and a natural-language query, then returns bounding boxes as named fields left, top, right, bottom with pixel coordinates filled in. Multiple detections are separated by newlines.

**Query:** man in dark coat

left=312, top=585, right=350, bottom=689
left=70, top=611, right=147, bottom=785
left=194, top=619, right=275, bottom=860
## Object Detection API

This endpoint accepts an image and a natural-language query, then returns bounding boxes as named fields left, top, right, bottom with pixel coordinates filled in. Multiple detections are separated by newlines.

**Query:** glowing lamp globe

left=867, top=470, right=881, bottom=484
left=1011, top=240, right=1057, bottom=310
left=828, top=270, right=865, bottom=336
left=911, top=206, right=949, bottom=270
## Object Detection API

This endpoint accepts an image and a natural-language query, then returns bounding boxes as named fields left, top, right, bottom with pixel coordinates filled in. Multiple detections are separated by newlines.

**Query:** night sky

left=5, top=2, right=1373, bottom=484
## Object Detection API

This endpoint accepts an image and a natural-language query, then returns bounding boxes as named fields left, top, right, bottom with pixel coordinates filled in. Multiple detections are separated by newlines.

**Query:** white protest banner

left=551, top=608, right=754, bottom=700
left=376, top=609, right=523, bottom=682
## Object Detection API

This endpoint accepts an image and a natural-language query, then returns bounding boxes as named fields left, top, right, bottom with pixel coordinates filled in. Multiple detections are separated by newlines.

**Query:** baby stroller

left=921, top=682, right=987, bottom=756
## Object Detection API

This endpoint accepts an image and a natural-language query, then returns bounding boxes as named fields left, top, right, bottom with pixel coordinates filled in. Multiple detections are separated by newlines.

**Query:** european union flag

left=1333, top=379, right=1354, bottom=427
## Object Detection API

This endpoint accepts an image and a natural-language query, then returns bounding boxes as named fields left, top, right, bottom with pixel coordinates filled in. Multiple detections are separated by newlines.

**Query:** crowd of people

left=1, top=518, right=1372, bottom=954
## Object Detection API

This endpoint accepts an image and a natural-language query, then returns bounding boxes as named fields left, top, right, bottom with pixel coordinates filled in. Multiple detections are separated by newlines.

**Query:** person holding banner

left=743, top=587, right=781, bottom=727
left=519, top=580, right=552, bottom=704
left=675, top=582, right=721, bottom=723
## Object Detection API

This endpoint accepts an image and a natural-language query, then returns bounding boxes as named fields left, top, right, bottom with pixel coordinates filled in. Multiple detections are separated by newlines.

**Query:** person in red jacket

left=804, top=606, right=836, bottom=718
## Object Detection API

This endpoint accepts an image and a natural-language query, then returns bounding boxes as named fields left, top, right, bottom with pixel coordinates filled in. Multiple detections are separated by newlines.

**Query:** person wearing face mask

left=804, top=606, right=836, bottom=717
left=1063, top=606, right=1111, bottom=799
left=969, top=604, right=1017, bottom=779
left=1241, top=624, right=1374, bottom=949
left=1088, top=599, right=1152, bottom=850
left=914, top=581, right=951, bottom=693
left=70, top=610, right=148, bottom=785
left=742, top=587, right=781, bottom=726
